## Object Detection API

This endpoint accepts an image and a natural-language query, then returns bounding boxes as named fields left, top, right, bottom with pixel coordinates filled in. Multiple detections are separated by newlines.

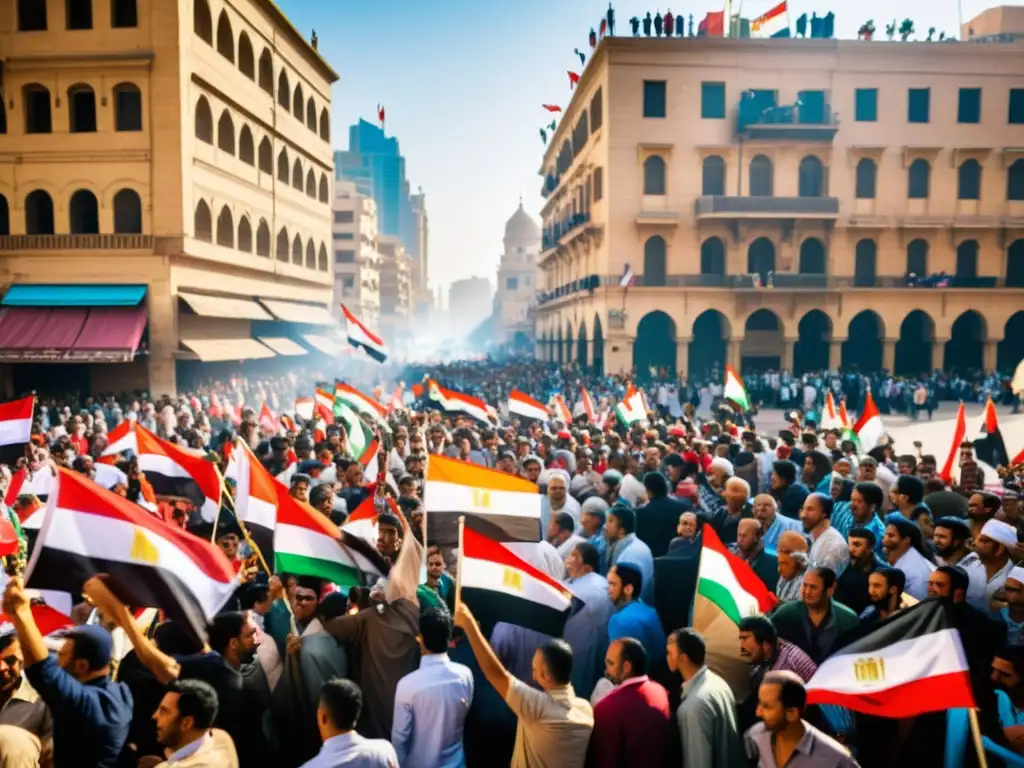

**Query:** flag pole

left=455, top=515, right=465, bottom=610
left=210, top=461, right=228, bottom=543
left=968, top=708, right=990, bottom=768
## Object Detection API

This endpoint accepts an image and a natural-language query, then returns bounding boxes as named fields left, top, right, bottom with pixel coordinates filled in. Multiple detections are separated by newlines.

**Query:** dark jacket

left=774, top=482, right=810, bottom=520
left=834, top=554, right=887, bottom=616
left=654, top=537, right=701, bottom=636
left=738, top=546, right=779, bottom=593
left=770, top=599, right=860, bottom=664
left=637, top=494, right=690, bottom=558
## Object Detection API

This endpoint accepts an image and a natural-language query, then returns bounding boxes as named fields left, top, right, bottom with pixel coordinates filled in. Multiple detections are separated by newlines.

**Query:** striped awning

left=257, top=337, right=308, bottom=356
left=179, top=292, right=272, bottom=321
left=180, top=338, right=275, bottom=362
left=259, top=299, right=336, bottom=326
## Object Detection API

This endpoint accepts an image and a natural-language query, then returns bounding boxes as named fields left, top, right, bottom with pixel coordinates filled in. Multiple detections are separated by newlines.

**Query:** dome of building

left=504, top=202, right=541, bottom=242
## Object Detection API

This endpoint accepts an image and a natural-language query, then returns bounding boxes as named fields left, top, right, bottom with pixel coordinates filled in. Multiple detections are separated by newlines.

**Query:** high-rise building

left=410, top=190, right=430, bottom=322
left=377, top=234, right=411, bottom=343
left=536, top=13, right=1024, bottom=381
left=0, top=0, right=338, bottom=396
left=332, top=181, right=381, bottom=332
left=449, top=277, right=494, bottom=332
left=495, top=202, right=541, bottom=350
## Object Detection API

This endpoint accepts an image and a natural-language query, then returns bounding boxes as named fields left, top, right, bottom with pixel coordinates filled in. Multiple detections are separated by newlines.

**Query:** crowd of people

left=0, top=357, right=1022, bottom=768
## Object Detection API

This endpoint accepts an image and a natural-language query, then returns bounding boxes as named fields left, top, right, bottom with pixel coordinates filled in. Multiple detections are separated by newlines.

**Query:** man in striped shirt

left=736, top=615, right=817, bottom=731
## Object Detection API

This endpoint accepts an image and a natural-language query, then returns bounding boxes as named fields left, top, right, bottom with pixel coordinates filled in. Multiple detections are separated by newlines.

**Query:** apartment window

left=18, top=0, right=47, bottom=30
left=23, top=85, right=52, bottom=134
left=593, top=167, right=603, bottom=201
left=336, top=232, right=354, bottom=240
left=341, top=276, right=355, bottom=290
left=66, top=0, right=93, bottom=29
left=908, top=88, right=930, bottom=123
left=506, top=277, right=518, bottom=290
left=854, top=88, right=878, bottom=122
left=113, top=84, right=143, bottom=131
left=855, top=158, right=877, bottom=199
left=701, top=82, right=726, bottom=119
left=958, top=160, right=981, bottom=200
left=1010, top=89, right=1024, bottom=124
left=111, top=0, right=138, bottom=27
left=335, top=249, right=355, bottom=263
left=958, top=88, right=981, bottom=124
left=333, top=210, right=354, bottom=224
left=908, top=159, right=930, bottom=199
left=643, top=80, right=666, bottom=118
left=590, top=88, right=603, bottom=133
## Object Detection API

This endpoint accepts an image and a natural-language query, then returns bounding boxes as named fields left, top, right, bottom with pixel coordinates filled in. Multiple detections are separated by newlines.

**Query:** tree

left=858, top=20, right=876, bottom=40
left=926, top=26, right=935, bottom=41
left=899, top=18, right=915, bottom=41
left=885, top=19, right=896, bottom=40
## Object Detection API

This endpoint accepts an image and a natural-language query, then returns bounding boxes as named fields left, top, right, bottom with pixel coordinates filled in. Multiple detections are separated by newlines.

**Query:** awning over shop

left=2, top=284, right=147, bottom=307
left=0, top=306, right=147, bottom=362
left=180, top=338, right=276, bottom=362
left=259, top=299, right=336, bottom=326
left=302, top=334, right=346, bottom=356
left=257, top=337, right=308, bottom=356
left=179, top=292, right=272, bottom=321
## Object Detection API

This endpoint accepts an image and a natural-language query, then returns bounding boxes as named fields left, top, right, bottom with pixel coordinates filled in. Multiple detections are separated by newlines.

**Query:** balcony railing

left=695, top=196, right=839, bottom=218
left=542, top=211, right=591, bottom=251
left=541, top=173, right=561, bottom=198
left=0, top=234, right=155, bottom=251
left=737, top=100, right=839, bottom=141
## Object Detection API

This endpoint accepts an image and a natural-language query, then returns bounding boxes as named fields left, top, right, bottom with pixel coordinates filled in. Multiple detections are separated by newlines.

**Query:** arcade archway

left=944, top=311, right=986, bottom=372
left=842, top=311, right=884, bottom=371
left=689, top=310, right=729, bottom=380
left=742, top=309, right=783, bottom=372
left=634, top=311, right=676, bottom=381
left=895, top=310, right=935, bottom=376
left=794, top=310, right=832, bottom=374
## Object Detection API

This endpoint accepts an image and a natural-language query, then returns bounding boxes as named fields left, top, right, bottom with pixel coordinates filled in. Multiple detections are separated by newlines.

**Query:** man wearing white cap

left=962, top=519, right=1017, bottom=615
left=999, top=566, right=1024, bottom=645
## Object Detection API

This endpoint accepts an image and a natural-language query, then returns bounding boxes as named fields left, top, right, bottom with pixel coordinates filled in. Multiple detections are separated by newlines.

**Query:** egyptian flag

left=294, top=397, right=315, bottom=422
left=459, top=525, right=577, bottom=636
left=334, top=382, right=391, bottom=434
left=230, top=440, right=278, bottom=563
left=428, top=381, right=491, bottom=424
left=341, top=304, right=389, bottom=363
left=24, top=468, right=238, bottom=642
left=0, top=396, right=33, bottom=447
left=508, top=390, right=549, bottom=423
left=806, top=599, right=975, bottom=717
left=258, top=403, right=278, bottom=435
left=580, top=385, right=597, bottom=425
left=4, top=467, right=55, bottom=511
left=939, top=402, right=967, bottom=484
left=425, top=454, right=541, bottom=545
left=0, top=601, right=74, bottom=637
left=314, top=388, right=335, bottom=424
left=132, top=426, right=223, bottom=522
left=820, top=392, right=843, bottom=431
left=550, top=395, right=572, bottom=424
left=973, top=396, right=1008, bottom=468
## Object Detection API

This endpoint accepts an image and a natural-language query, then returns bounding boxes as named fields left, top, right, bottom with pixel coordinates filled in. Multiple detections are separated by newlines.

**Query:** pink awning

left=0, top=308, right=53, bottom=349
left=74, top=307, right=147, bottom=352
left=0, top=307, right=146, bottom=363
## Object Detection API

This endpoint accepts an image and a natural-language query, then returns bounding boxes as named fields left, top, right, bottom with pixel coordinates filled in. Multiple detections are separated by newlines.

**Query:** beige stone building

left=409, top=190, right=431, bottom=323
left=377, top=234, right=411, bottom=344
left=494, top=202, right=541, bottom=350
left=332, top=181, right=381, bottom=332
left=536, top=10, right=1024, bottom=383
left=0, top=0, right=338, bottom=397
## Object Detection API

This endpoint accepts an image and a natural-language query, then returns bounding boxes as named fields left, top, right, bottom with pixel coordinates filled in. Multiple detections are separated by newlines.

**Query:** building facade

left=377, top=234, right=411, bottom=343
left=535, top=20, right=1024, bottom=382
left=495, top=202, right=541, bottom=350
left=449, top=276, right=494, bottom=333
left=0, top=0, right=338, bottom=396
left=332, top=181, right=381, bottom=331
left=409, top=190, right=431, bottom=322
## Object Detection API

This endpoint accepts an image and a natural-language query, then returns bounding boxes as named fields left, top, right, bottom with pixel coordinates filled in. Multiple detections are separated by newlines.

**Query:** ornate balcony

left=694, top=196, right=839, bottom=220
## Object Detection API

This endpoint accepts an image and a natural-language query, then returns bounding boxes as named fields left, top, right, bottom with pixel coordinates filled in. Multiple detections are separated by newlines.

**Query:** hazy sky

left=275, top=0, right=1020, bottom=293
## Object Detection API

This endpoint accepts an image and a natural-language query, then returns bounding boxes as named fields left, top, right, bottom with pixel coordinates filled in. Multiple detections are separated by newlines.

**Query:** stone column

left=932, top=336, right=951, bottom=372
left=146, top=276, right=177, bottom=398
left=782, top=338, right=797, bottom=372
left=728, top=339, right=743, bottom=370
left=882, top=339, right=897, bottom=372
left=676, top=338, right=690, bottom=380
left=829, top=338, right=845, bottom=371
left=984, top=339, right=1001, bottom=372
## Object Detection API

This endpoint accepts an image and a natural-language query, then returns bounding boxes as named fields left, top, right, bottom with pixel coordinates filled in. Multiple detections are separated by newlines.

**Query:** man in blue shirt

left=1, top=576, right=132, bottom=768
left=607, top=562, right=666, bottom=670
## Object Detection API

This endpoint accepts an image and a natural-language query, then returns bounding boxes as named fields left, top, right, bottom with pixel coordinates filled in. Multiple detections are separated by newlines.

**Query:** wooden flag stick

left=968, top=708, right=990, bottom=768
left=455, top=515, right=465, bottom=611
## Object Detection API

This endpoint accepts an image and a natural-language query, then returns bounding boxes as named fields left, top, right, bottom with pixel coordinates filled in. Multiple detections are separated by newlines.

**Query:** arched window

left=291, top=234, right=302, bottom=264
left=258, top=138, right=272, bottom=173
left=1009, top=160, right=1024, bottom=201
left=700, top=237, right=726, bottom=276
left=239, top=126, right=254, bottom=165
left=258, top=50, right=274, bottom=94
left=216, top=206, right=234, bottom=247
left=238, top=32, right=254, bottom=79
left=216, top=11, right=233, bottom=61
left=66, top=0, right=93, bottom=29
left=69, top=190, right=99, bottom=234
left=193, top=0, right=212, bottom=44
left=23, top=84, right=52, bottom=134
left=798, top=156, right=824, bottom=197
left=292, top=159, right=302, bottom=190
left=908, top=159, right=930, bottom=199
left=319, top=108, right=330, bottom=140
left=195, top=97, right=213, bottom=144
left=67, top=84, right=97, bottom=132
left=798, top=238, right=826, bottom=274
left=1007, top=240, right=1024, bottom=288
left=305, top=169, right=316, bottom=198
left=113, top=189, right=143, bottom=234
left=292, top=84, right=303, bottom=119
left=643, top=236, right=667, bottom=286
left=217, top=110, right=235, bottom=154
left=306, top=98, right=316, bottom=131
left=855, top=158, right=876, bottom=199
left=319, top=174, right=329, bottom=203
left=702, top=156, right=725, bottom=196
left=0, top=195, right=9, bottom=236
left=111, top=0, right=138, bottom=28
left=854, top=239, right=877, bottom=286
left=276, top=227, right=288, bottom=260
left=277, top=148, right=289, bottom=182
left=17, top=0, right=47, bottom=31
left=256, top=219, right=270, bottom=256
left=958, top=159, right=981, bottom=200
left=749, top=154, right=773, bottom=196
left=277, top=70, right=290, bottom=109
left=305, top=239, right=316, bottom=268
left=194, top=200, right=212, bottom=242
left=318, top=243, right=328, bottom=271
left=113, top=83, right=142, bottom=131
left=237, top=216, right=252, bottom=252
left=643, top=156, right=666, bottom=195
left=25, top=191, right=55, bottom=235
left=907, top=239, right=928, bottom=275
left=956, top=240, right=978, bottom=279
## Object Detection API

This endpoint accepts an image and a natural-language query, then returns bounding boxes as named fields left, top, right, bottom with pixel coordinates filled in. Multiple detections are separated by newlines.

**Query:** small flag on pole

left=723, top=365, right=751, bottom=412
left=939, top=402, right=967, bottom=484
left=377, top=103, right=385, bottom=128
left=973, top=396, right=1009, bottom=468
left=568, top=71, right=580, bottom=88
left=542, top=104, right=562, bottom=113
left=853, top=391, right=885, bottom=452
left=619, top=264, right=636, bottom=288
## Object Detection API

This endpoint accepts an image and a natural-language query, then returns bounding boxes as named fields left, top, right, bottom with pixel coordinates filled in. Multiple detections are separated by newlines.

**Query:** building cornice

left=253, top=0, right=340, bottom=83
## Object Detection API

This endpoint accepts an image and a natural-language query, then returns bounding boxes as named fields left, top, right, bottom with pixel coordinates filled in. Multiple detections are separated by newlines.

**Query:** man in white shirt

left=302, top=678, right=397, bottom=768
left=548, top=512, right=586, bottom=570
left=882, top=515, right=936, bottom=601
left=960, top=519, right=1017, bottom=614
left=801, top=492, right=849, bottom=575
left=392, top=607, right=474, bottom=768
